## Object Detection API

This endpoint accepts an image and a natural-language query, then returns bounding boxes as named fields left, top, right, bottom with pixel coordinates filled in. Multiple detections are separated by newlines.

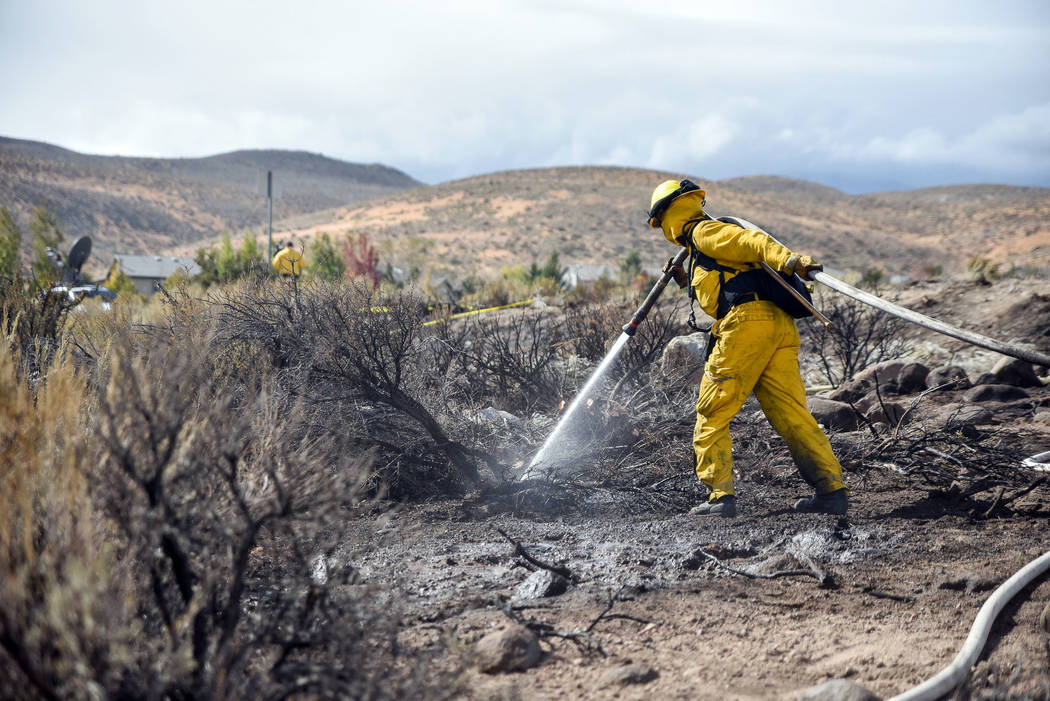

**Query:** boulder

left=829, top=361, right=908, bottom=401
left=853, top=360, right=907, bottom=386
left=661, top=332, right=710, bottom=386
left=807, top=397, right=859, bottom=432
left=926, top=365, right=971, bottom=390
left=476, top=406, right=523, bottom=427
left=599, top=663, right=659, bottom=688
left=475, top=625, right=541, bottom=674
left=824, top=385, right=866, bottom=404
left=989, top=357, right=1042, bottom=388
left=864, top=400, right=907, bottom=427
left=797, top=679, right=879, bottom=701
left=896, top=362, right=930, bottom=394
left=943, top=405, right=993, bottom=430
left=973, top=372, right=1000, bottom=386
left=512, top=569, right=569, bottom=602
left=963, top=384, right=1030, bottom=403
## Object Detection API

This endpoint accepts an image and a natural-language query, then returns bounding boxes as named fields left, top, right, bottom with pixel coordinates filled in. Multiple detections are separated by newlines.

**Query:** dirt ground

left=342, top=278, right=1050, bottom=700
left=342, top=474, right=1049, bottom=700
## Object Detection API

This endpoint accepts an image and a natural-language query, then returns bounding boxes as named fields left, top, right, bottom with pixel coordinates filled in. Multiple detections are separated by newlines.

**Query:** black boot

left=793, top=488, right=848, bottom=515
left=688, top=495, right=736, bottom=517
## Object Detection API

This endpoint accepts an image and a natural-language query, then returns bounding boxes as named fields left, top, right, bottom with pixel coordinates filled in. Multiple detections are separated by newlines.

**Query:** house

left=110, top=255, right=201, bottom=296
left=560, top=263, right=615, bottom=289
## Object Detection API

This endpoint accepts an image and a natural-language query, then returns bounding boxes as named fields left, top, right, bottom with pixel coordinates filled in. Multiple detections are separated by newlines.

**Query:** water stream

left=520, top=332, right=631, bottom=480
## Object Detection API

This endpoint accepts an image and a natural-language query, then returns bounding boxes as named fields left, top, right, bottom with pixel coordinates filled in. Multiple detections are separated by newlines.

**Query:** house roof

left=114, top=254, right=201, bottom=279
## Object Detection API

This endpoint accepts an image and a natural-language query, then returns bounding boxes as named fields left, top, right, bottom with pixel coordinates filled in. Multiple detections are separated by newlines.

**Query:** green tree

left=310, top=233, right=346, bottom=282
left=539, top=250, right=563, bottom=282
left=619, top=250, right=643, bottom=283
left=216, top=233, right=237, bottom=280
left=103, top=264, right=142, bottom=300
left=239, top=235, right=261, bottom=272
left=0, top=206, right=22, bottom=278
left=860, top=267, right=885, bottom=291
left=30, top=206, right=65, bottom=283
left=193, top=233, right=264, bottom=287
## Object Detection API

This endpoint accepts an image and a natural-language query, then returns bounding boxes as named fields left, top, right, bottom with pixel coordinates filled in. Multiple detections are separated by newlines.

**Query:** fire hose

left=888, top=549, right=1050, bottom=701
left=809, top=270, right=1050, bottom=368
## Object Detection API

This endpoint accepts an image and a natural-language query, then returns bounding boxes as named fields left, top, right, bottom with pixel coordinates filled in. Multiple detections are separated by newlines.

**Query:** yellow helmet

left=647, top=178, right=705, bottom=228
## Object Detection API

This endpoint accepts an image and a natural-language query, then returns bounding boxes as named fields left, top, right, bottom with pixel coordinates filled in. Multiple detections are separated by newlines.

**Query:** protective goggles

left=647, top=178, right=703, bottom=228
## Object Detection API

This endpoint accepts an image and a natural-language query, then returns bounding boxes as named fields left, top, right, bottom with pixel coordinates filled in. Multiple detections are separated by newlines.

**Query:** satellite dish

left=67, top=236, right=92, bottom=273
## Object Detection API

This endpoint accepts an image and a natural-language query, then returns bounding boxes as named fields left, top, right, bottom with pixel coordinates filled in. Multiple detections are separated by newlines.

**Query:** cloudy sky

left=2, top=0, right=1048, bottom=192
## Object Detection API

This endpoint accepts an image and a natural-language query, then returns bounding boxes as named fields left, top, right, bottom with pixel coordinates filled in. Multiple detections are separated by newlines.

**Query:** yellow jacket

left=660, top=192, right=793, bottom=321
left=272, top=247, right=304, bottom=276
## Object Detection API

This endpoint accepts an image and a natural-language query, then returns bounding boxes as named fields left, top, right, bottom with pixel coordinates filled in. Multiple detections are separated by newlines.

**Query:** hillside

left=4, top=136, right=1047, bottom=280
left=198, top=167, right=1050, bottom=278
left=0, top=137, right=421, bottom=266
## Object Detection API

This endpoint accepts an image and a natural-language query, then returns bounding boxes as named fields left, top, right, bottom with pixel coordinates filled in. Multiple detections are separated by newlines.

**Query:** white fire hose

left=810, top=271, right=1050, bottom=368
left=889, top=549, right=1050, bottom=700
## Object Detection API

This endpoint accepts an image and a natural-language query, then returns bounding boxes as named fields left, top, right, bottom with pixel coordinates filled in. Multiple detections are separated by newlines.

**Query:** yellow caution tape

left=422, top=299, right=534, bottom=326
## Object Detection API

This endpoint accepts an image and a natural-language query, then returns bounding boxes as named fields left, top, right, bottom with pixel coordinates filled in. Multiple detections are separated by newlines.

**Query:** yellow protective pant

left=693, top=300, right=845, bottom=502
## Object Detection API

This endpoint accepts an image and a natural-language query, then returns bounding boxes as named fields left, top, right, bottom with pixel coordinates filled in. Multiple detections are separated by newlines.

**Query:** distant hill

left=3, top=137, right=1047, bottom=280
left=179, top=167, right=1049, bottom=278
left=0, top=137, right=421, bottom=268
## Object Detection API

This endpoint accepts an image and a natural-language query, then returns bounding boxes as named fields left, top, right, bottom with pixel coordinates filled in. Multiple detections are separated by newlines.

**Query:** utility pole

left=266, top=170, right=274, bottom=262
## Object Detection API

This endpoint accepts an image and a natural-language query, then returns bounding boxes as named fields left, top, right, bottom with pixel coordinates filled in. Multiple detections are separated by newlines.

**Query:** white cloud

left=1, top=0, right=1048, bottom=190
left=853, top=104, right=1050, bottom=169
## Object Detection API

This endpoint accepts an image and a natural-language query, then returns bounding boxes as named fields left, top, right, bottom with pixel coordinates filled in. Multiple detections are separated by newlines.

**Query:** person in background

left=272, top=241, right=304, bottom=278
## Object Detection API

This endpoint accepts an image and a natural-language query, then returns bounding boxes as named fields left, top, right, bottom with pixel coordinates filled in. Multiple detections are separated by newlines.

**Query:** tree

left=310, top=233, right=346, bottom=282
left=103, top=264, right=142, bottom=299
left=238, top=235, right=262, bottom=276
left=0, top=206, right=21, bottom=278
left=194, top=234, right=265, bottom=287
left=539, top=250, right=564, bottom=283
left=619, top=250, right=643, bottom=283
left=30, top=206, right=64, bottom=283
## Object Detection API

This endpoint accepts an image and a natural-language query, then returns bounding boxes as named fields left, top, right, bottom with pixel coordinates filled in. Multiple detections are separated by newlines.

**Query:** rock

left=896, top=362, right=930, bottom=394
left=807, top=397, right=860, bottom=431
left=943, top=405, right=992, bottom=430
left=599, top=663, right=658, bottom=687
left=864, top=400, right=906, bottom=427
left=962, top=384, right=1029, bottom=403
left=797, top=679, right=879, bottom=701
left=972, top=372, right=998, bottom=386
left=926, top=365, right=972, bottom=390
left=989, top=357, right=1042, bottom=387
left=475, top=625, right=541, bottom=674
left=937, top=573, right=999, bottom=593
left=476, top=406, right=523, bottom=427
left=512, top=569, right=569, bottom=602
left=661, top=332, right=710, bottom=385
left=825, top=385, right=866, bottom=404
left=853, top=360, right=907, bottom=386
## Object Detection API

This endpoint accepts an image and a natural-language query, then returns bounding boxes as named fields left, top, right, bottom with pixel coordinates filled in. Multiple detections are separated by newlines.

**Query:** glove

left=663, top=256, right=688, bottom=288
left=783, top=254, right=823, bottom=281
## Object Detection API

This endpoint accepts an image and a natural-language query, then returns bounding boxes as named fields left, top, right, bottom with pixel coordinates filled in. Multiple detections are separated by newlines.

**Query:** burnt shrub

left=1, top=300, right=460, bottom=699
left=800, top=291, right=907, bottom=385
left=212, top=279, right=486, bottom=496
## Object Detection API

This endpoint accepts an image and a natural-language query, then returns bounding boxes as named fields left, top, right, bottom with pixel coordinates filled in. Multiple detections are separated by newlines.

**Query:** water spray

left=519, top=247, right=690, bottom=480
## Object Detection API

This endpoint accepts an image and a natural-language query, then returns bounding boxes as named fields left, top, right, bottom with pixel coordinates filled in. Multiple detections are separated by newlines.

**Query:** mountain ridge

left=2, top=137, right=1048, bottom=278
left=0, top=136, right=422, bottom=264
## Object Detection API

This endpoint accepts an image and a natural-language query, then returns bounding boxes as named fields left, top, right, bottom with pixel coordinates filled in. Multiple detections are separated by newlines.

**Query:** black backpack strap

left=681, top=216, right=763, bottom=320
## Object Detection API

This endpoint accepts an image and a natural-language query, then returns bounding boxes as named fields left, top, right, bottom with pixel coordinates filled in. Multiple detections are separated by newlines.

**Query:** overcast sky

left=2, top=0, right=1048, bottom=192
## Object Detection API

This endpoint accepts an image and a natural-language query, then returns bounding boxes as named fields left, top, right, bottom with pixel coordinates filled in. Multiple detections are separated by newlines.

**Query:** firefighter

left=272, top=241, right=304, bottom=278
left=648, top=178, right=848, bottom=516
